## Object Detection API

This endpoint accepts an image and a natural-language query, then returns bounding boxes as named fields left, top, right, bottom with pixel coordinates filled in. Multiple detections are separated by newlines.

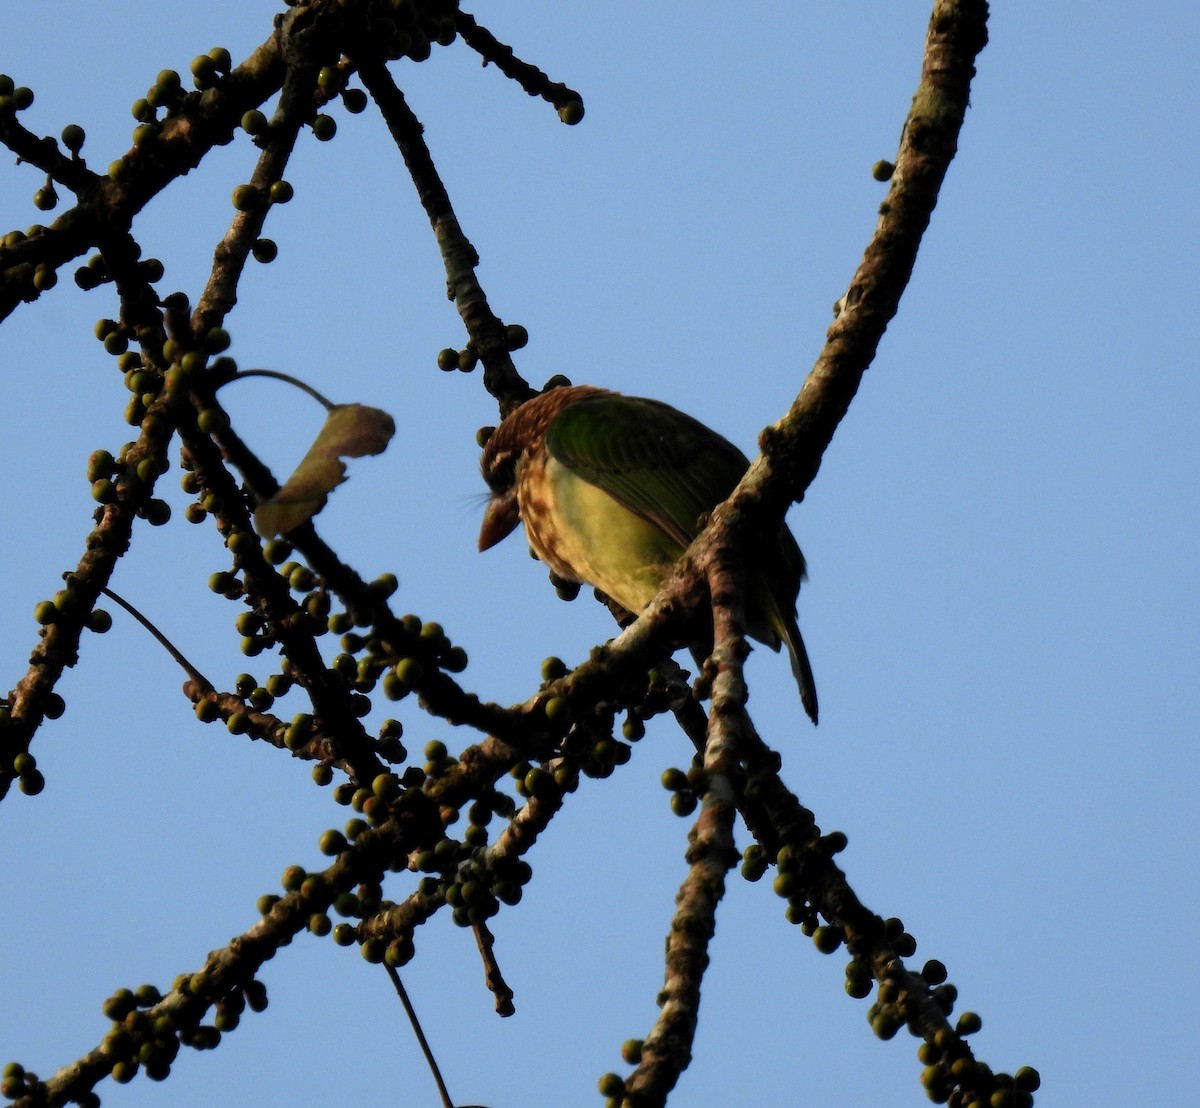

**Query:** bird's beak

left=478, top=491, right=521, bottom=551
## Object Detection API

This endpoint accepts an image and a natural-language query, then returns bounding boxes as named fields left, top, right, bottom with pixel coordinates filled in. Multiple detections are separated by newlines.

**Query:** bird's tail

left=782, top=614, right=819, bottom=725
left=751, top=582, right=819, bottom=725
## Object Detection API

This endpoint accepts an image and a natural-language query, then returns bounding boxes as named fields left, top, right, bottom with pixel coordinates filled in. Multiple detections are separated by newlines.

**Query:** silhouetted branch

left=352, top=50, right=532, bottom=409
left=454, top=10, right=584, bottom=113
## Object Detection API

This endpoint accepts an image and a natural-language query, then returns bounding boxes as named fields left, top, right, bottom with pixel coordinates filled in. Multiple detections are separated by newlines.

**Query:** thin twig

left=471, top=920, right=515, bottom=1017
left=453, top=10, right=583, bottom=111
left=384, top=965, right=457, bottom=1108
left=352, top=50, right=531, bottom=409
left=101, top=587, right=212, bottom=691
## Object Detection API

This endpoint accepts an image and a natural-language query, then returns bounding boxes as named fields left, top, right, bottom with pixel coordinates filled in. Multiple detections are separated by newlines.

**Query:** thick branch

left=755, top=0, right=989, bottom=513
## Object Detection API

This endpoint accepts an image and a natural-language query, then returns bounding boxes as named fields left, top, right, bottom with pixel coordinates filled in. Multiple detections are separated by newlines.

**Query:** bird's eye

left=485, top=449, right=517, bottom=492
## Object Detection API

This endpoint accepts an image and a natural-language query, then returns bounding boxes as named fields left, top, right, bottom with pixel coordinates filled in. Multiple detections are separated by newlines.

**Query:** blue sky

left=1, top=3, right=1196, bottom=1106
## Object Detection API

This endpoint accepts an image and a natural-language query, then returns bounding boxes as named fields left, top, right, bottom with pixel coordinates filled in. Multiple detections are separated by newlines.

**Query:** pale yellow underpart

left=525, top=456, right=683, bottom=614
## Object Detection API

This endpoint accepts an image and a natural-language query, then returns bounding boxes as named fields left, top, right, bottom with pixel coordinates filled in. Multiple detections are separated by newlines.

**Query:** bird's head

left=477, top=433, right=521, bottom=552
left=477, top=384, right=608, bottom=551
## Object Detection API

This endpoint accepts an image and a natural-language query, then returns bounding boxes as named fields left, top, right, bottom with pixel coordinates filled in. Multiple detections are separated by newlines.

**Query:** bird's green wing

left=545, top=393, right=751, bottom=549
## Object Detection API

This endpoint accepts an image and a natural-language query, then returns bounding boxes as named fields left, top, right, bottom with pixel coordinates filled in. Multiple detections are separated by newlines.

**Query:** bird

left=477, top=385, right=818, bottom=723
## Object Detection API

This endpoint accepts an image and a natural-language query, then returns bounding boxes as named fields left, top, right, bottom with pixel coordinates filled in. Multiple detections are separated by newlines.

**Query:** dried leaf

left=253, top=403, right=395, bottom=536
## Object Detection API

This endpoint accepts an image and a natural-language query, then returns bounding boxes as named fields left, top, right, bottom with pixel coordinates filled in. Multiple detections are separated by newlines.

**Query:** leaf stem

left=226, top=368, right=337, bottom=411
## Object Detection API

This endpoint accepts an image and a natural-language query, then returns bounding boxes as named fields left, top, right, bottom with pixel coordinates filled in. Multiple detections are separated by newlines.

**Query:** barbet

left=478, top=385, right=818, bottom=723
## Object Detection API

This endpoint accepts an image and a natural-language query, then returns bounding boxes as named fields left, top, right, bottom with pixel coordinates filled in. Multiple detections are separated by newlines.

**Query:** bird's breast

left=519, top=455, right=684, bottom=614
